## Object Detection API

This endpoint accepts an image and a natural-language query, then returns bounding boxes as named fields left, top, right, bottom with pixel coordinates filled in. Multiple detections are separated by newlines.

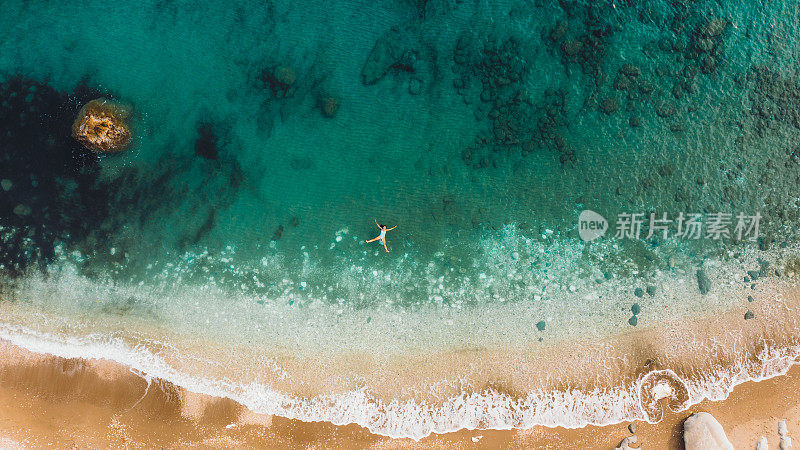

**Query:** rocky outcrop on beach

left=615, top=434, right=638, bottom=450
left=683, top=412, right=734, bottom=450
left=780, top=419, right=792, bottom=449
left=72, top=98, right=132, bottom=153
left=754, top=419, right=793, bottom=449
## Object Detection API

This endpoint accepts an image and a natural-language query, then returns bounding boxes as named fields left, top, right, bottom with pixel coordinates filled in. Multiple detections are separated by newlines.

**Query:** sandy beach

left=0, top=338, right=797, bottom=449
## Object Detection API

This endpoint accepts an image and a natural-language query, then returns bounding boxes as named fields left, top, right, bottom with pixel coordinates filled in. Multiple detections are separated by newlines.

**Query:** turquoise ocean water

left=2, top=0, right=800, bottom=439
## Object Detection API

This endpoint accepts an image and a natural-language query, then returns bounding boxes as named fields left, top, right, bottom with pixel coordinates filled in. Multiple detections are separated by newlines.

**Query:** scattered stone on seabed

left=744, top=310, right=754, bottom=320
left=628, top=315, right=638, bottom=326
left=615, top=434, right=638, bottom=450
left=321, top=97, right=339, bottom=118
left=634, top=287, right=644, bottom=297
left=261, top=65, right=297, bottom=98
left=748, top=295, right=755, bottom=302
left=13, top=204, right=31, bottom=216
left=536, top=321, right=546, bottom=331
left=1, top=179, right=12, bottom=191
left=71, top=98, right=132, bottom=153
left=656, top=102, right=677, bottom=118
left=628, top=423, right=637, bottom=434
left=669, top=123, right=686, bottom=133
left=271, top=225, right=284, bottom=241
left=747, top=270, right=761, bottom=280
left=273, top=65, right=296, bottom=85
left=631, top=303, right=640, bottom=315
left=629, top=116, right=642, bottom=127
left=561, top=39, right=583, bottom=57
left=697, top=269, right=711, bottom=295
left=646, top=285, right=656, bottom=296
left=614, top=73, right=633, bottom=90
left=698, top=18, right=729, bottom=38
left=601, top=97, right=620, bottom=114
left=684, top=412, right=733, bottom=450
left=620, top=64, right=641, bottom=78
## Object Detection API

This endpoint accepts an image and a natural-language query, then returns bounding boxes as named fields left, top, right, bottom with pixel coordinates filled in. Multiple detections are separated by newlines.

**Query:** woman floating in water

left=366, top=219, right=396, bottom=252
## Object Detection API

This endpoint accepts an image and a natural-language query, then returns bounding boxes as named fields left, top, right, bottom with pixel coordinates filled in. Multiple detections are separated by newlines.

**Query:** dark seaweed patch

left=0, top=75, right=114, bottom=275
left=194, top=122, right=219, bottom=160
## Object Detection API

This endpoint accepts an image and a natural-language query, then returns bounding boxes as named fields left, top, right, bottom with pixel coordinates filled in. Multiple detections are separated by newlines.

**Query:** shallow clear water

left=1, top=0, right=800, bottom=439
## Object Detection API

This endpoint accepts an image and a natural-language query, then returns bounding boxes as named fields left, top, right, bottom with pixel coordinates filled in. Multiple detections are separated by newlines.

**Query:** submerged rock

left=321, top=97, right=339, bottom=118
left=744, top=310, right=754, bottom=320
left=273, top=65, right=296, bottom=86
left=362, top=26, right=414, bottom=85
left=698, top=18, right=728, bottom=38
left=1, top=179, right=12, bottom=191
left=12, top=204, right=31, bottom=216
left=536, top=321, right=546, bottom=331
left=697, top=269, right=711, bottom=294
left=620, top=63, right=641, bottom=78
left=71, top=98, right=132, bottom=153
left=683, top=412, right=733, bottom=450
left=601, top=97, right=620, bottom=114
left=260, top=65, right=297, bottom=98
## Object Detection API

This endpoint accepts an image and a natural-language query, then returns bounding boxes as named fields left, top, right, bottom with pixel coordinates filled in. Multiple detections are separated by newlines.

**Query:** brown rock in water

left=71, top=98, right=132, bottom=153
left=321, top=97, right=339, bottom=118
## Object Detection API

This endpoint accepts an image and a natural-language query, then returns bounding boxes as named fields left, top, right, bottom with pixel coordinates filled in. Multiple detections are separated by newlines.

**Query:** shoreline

left=0, top=275, right=798, bottom=440
left=0, top=339, right=798, bottom=448
left=0, top=255, right=798, bottom=440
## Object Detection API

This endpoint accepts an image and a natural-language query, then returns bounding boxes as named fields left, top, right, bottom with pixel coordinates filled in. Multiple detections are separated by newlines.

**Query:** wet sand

left=0, top=339, right=797, bottom=449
